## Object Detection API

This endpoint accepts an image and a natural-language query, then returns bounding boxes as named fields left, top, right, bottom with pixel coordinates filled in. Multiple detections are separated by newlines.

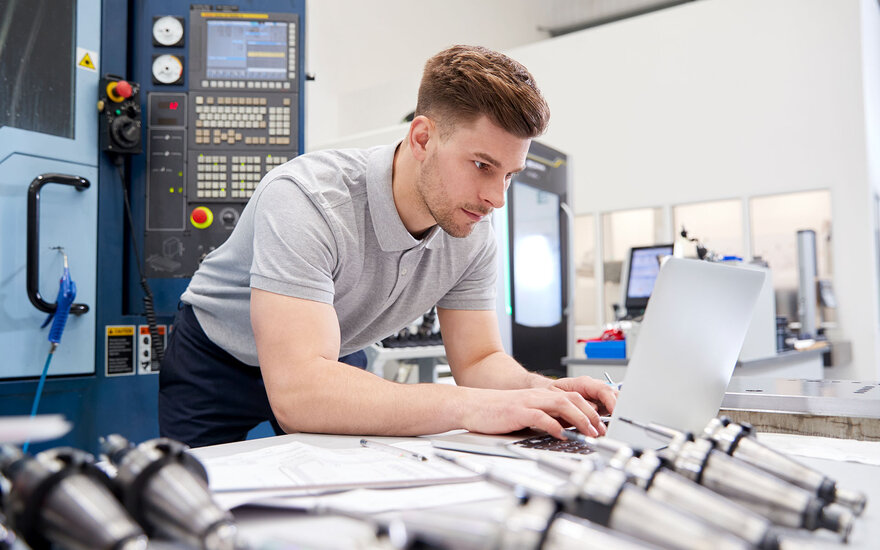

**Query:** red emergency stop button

left=115, top=80, right=133, bottom=98
left=190, top=206, right=213, bottom=229
left=106, top=80, right=133, bottom=103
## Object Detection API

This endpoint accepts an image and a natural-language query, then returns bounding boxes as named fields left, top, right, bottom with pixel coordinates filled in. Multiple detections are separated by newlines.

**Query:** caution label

left=138, top=325, right=167, bottom=375
left=76, top=47, right=98, bottom=72
left=106, top=325, right=135, bottom=376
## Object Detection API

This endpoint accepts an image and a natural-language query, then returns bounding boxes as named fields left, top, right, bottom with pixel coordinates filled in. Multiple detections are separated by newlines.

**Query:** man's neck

left=392, top=142, right=434, bottom=238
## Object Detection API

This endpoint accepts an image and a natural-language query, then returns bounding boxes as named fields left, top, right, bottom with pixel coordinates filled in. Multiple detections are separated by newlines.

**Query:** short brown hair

left=415, top=45, right=550, bottom=139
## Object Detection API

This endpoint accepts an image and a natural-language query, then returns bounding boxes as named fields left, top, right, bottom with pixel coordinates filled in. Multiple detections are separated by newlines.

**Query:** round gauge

left=152, top=54, right=183, bottom=85
left=153, top=16, right=184, bottom=46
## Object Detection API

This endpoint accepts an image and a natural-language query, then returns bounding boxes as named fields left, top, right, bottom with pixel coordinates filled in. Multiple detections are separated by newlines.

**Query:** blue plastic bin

left=585, top=340, right=626, bottom=359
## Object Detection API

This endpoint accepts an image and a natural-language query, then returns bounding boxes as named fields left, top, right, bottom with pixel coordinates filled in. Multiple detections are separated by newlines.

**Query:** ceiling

left=537, top=0, right=696, bottom=36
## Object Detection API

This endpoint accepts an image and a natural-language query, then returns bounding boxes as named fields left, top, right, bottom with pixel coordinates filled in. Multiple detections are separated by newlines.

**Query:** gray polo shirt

left=181, top=142, right=497, bottom=366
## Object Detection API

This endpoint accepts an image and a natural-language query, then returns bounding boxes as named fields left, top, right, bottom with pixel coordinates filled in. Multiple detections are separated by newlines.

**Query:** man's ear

left=407, top=115, right=434, bottom=162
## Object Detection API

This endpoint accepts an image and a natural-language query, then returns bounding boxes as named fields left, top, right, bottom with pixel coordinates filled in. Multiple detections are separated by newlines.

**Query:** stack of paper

left=201, top=440, right=480, bottom=493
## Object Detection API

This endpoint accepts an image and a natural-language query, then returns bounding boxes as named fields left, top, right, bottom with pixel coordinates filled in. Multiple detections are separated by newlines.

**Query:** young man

left=159, top=45, right=616, bottom=448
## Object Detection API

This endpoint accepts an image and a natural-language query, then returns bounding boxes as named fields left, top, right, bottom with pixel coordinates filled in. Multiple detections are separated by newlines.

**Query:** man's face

left=417, top=116, right=530, bottom=238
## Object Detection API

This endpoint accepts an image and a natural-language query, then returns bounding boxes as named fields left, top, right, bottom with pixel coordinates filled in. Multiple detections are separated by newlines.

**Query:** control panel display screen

left=205, top=21, right=288, bottom=81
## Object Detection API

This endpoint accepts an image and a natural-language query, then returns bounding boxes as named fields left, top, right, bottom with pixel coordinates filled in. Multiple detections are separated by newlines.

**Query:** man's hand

left=548, top=376, right=618, bottom=416
left=526, top=375, right=618, bottom=436
left=459, top=386, right=608, bottom=438
left=436, top=309, right=618, bottom=438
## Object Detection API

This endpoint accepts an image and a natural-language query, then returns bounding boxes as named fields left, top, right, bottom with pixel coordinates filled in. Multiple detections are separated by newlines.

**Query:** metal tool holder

left=0, top=445, right=146, bottom=550
left=436, top=451, right=753, bottom=550
left=101, top=434, right=245, bottom=550
left=702, top=416, right=867, bottom=514
left=529, top=436, right=782, bottom=550
left=616, top=419, right=856, bottom=541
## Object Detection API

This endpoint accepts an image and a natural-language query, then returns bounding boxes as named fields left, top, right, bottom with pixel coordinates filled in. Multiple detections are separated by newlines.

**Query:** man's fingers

left=556, top=377, right=618, bottom=416
left=596, top=385, right=618, bottom=415
left=576, top=381, right=617, bottom=414
left=527, top=411, right=566, bottom=441
left=501, top=387, right=610, bottom=439
left=549, top=393, right=600, bottom=437
left=564, top=391, right=605, bottom=436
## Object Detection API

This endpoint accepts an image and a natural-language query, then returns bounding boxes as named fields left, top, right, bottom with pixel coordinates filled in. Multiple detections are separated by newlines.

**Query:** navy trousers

left=158, top=304, right=367, bottom=448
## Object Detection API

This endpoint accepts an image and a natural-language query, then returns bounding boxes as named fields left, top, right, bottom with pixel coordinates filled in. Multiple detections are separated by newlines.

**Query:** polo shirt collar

left=367, top=142, right=445, bottom=251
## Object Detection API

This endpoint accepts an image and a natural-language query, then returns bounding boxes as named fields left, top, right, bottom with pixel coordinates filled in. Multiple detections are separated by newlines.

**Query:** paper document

left=755, top=433, right=880, bottom=466
left=251, top=481, right=511, bottom=514
left=202, top=440, right=480, bottom=493
left=211, top=444, right=571, bottom=512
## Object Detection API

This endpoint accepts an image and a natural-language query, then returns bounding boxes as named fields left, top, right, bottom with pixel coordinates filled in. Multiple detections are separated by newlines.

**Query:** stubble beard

left=417, top=154, right=487, bottom=239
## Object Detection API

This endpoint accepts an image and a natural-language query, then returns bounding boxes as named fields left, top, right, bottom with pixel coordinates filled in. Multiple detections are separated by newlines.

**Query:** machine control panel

left=143, top=7, right=302, bottom=278
left=100, top=76, right=143, bottom=154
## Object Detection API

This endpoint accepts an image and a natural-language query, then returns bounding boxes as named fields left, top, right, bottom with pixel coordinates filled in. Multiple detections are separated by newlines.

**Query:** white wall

left=304, top=0, right=549, bottom=149
left=307, top=0, right=880, bottom=380
left=860, top=0, right=880, bottom=379
left=504, top=0, right=880, bottom=379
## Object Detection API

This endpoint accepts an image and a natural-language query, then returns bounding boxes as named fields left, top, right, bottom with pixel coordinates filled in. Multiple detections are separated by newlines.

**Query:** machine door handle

left=26, top=173, right=91, bottom=315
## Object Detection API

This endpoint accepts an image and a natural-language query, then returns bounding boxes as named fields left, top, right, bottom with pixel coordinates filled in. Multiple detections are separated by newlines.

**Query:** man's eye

left=474, top=161, right=489, bottom=171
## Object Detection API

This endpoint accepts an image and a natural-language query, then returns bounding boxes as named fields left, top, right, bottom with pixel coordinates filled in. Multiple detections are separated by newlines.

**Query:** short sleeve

left=436, top=231, right=498, bottom=310
left=249, top=177, right=338, bottom=304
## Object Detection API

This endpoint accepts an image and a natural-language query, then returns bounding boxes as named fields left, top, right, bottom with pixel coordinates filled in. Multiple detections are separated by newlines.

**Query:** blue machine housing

left=0, top=0, right=306, bottom=454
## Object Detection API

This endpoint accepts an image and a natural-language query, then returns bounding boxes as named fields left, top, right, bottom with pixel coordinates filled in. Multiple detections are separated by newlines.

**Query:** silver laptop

left=431, top=257, right=766, bottom=456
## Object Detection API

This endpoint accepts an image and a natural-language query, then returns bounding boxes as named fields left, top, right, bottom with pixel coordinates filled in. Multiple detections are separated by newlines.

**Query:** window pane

left=673, top=199, right=743, bottom=259
left=750, top=190, right=832, bottom=323
left=574, top=214, right=596, bottom=326
left=602, top=207, right=664, bottom=322
left=874, top=194, right=880, bottom=326
left=0, top=0, right=76, bottom=138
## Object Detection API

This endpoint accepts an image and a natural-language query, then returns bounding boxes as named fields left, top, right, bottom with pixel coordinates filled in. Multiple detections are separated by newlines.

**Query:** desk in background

left=564, top=348, right=825, bottom=382
left=722, top=378, right=880, bottom=440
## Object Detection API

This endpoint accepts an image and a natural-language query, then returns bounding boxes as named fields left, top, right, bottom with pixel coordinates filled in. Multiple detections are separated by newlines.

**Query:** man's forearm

left=268, top=357, right=481, bottom=436
left=266, top=355, right=609, bottom=440
left=450, top=351, right=552, bottom=390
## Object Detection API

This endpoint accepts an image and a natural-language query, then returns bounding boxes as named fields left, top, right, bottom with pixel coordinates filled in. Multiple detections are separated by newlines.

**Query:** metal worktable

left=190, top=431, right=880, bottom=549
left=721, top=378, right=880, bottom=440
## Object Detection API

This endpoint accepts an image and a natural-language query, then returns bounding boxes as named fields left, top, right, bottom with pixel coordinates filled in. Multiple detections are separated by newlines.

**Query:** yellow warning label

left=107, top=326, right=135, bottom=337
left=78, top=52, right=95, bottom=70
left=76, top=47, right=98, bottom=72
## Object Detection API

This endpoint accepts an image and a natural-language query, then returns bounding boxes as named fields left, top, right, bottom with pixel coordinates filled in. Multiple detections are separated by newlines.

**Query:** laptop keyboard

left=512, top=433, right=594, bottom=455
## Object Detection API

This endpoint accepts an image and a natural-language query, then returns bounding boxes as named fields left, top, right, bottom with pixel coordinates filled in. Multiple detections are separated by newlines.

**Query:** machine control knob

left=110, top=116, right=140, bottom=148
left=190, top=206, right=213, bottom=229
left=219, top=207, right=239, bottom=228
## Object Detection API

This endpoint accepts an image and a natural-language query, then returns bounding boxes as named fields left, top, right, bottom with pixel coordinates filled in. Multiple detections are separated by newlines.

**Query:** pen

left=603, top=371, right=615, bottom=385
left=360, top=439, right=429, bottom=462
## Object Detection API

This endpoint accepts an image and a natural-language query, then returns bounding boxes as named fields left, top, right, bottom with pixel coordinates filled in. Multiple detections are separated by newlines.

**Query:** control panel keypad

left=195, top=155, right=228, bottom=199
left=230, top=156, right=261, bottom=199
left=264, top=154, right=289, bottom=170
left=190, top=93, right=293, bottom=147
left=189, top=154, right=291, bottom=201
left=268, top=105, right=291, bottom=144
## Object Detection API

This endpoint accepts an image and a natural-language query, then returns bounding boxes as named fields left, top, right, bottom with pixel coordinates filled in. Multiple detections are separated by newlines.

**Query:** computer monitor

left=624, top=244, right=674, bottom=314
